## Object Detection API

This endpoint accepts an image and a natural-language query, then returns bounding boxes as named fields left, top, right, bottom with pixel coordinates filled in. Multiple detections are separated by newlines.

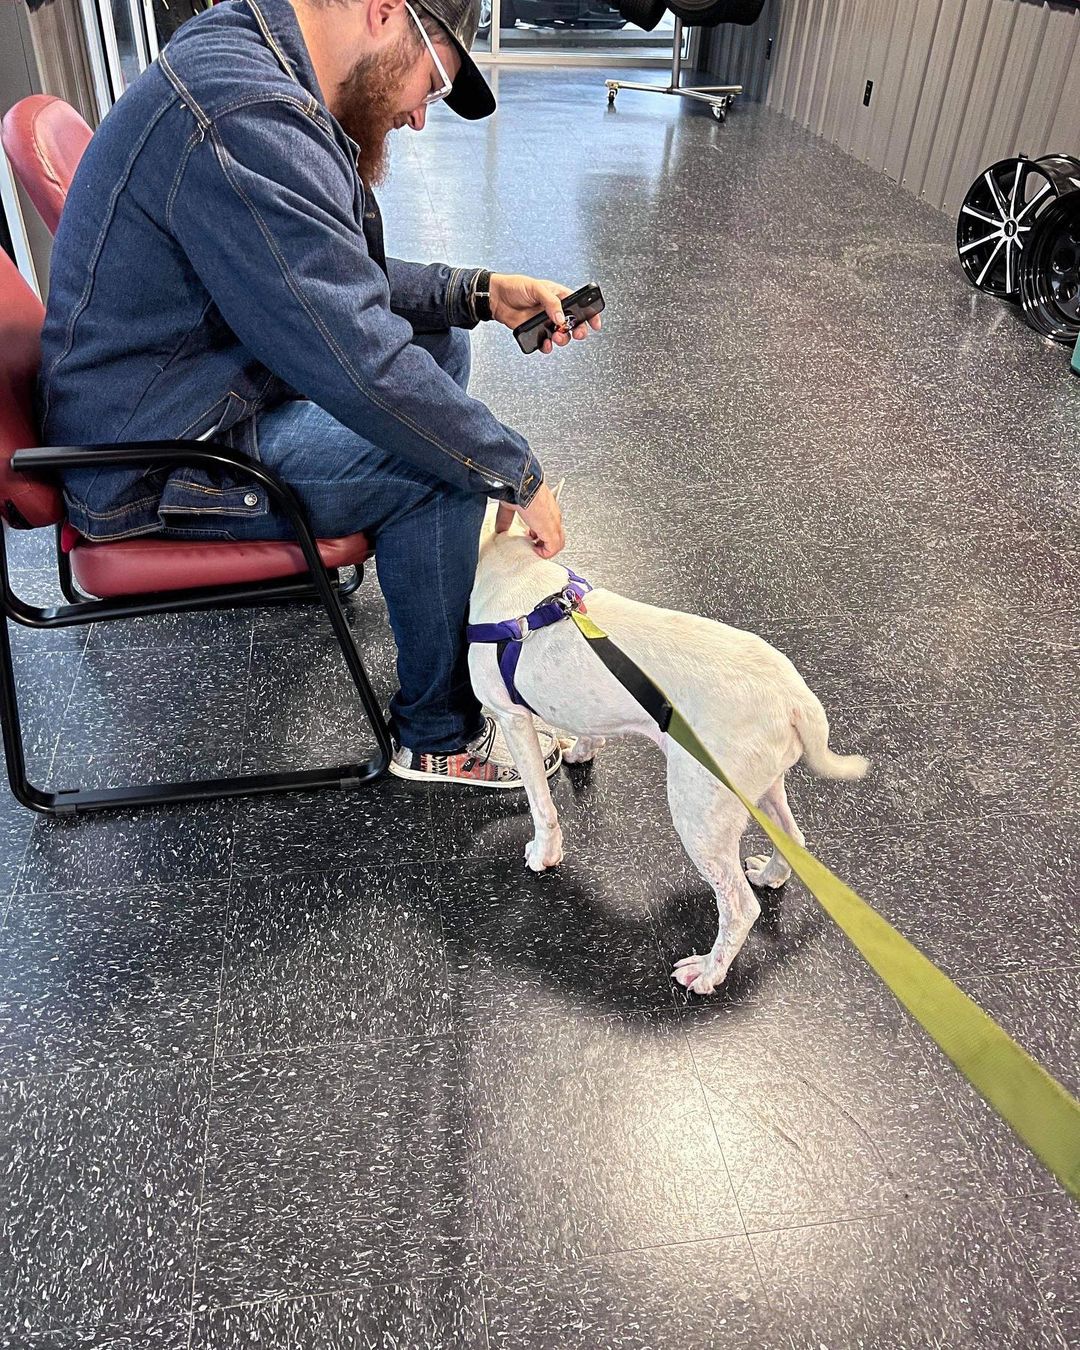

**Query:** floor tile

left=240, top=635, right=391, bottom=774
left=1005, top=1193, right=1080, bottom=1347
left=483, top=1238, right=776, bottom=1349
left=55, top=646, right=249, bottom=764
left=229, top=778, right=433, bottom=878
left=0, top=787, right=37, bottom=895
left=687, top=994, right=990, bottom=1232
left=191, top=1276, right=486, bottom=1349
left=1, top=1322, right=189, bottom=1348
left=20, top=796, right=235, bottom=895
left=819, top=813, right=1079, bottom=980
left=0, top=882, right=228, bottom=1073
left=438, top=854, right=677, bottom=1029
left=0, top=1063, right=209, bottom=1334
left=465, top=1011, right=741, bottom=1268
left=196, top=1040, right=474, bottom=1307
left=751, top=1203, right=1066, bottom=1349
left=9, top=649, right=84, bottom=782
left=216, top=864, right=450, bottom=1055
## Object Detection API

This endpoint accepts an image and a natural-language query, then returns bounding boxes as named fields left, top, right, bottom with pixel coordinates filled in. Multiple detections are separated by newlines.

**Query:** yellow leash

left=570, top=609, right=1080, bottom=1202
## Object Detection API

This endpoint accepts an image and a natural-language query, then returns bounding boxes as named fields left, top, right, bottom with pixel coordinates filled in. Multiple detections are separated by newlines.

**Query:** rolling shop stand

left=605, top=17, right=741, bottom=123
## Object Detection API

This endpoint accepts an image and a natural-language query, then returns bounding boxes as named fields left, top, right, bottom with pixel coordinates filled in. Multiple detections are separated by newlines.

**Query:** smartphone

left=513, top=282, right=605, bottom=354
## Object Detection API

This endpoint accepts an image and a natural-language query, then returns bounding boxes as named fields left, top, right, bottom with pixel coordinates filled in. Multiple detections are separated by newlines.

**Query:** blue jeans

left=221, top=329, right=487, bottom=754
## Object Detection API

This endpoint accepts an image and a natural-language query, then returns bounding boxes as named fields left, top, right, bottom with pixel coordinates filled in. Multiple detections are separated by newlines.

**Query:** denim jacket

left=38, top=0, right=542, bottom=541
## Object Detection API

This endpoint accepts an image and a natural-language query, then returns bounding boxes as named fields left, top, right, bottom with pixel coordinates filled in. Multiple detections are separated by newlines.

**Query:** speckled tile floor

left=1, top=66, right=1077, bottom=1350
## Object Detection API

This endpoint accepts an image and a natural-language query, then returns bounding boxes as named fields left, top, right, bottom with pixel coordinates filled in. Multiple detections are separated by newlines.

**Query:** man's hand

left=495, top=483, right=565, bottom=558
left=489, top=274, right=603, bottom=354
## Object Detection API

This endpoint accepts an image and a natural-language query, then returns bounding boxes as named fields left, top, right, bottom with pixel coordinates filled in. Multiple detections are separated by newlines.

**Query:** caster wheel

left=711, top=105, right=725, bottom=122
left=607, top=91, right=616, bottom=104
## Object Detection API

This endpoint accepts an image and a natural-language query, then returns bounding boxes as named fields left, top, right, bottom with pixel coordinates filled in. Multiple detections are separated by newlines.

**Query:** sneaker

left=387, top=715, right=561, bottom=789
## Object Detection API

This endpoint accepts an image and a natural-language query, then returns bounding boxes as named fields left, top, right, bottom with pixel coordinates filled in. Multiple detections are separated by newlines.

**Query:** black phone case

left=514, top=284, right=605, bottom=354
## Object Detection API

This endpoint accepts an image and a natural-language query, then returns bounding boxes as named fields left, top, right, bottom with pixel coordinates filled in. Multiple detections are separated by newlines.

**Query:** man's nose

left=407, top=106, right=427, bottom=131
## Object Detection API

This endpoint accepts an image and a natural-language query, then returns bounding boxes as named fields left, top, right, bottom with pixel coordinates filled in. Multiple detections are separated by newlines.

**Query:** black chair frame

left=2, top=440, right=393, bottom=816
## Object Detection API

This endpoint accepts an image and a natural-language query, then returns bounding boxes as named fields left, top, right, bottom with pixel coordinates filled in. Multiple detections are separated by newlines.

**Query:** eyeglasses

left=404, top=2, right=453, bottom=106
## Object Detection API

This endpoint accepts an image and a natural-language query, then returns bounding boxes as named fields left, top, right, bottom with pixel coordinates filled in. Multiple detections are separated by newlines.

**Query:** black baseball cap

left=416, top=0, right=496, bottom=120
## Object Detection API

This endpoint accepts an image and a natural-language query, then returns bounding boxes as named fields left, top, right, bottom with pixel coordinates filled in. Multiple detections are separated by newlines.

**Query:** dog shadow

left=439, top=782, right=826, bottom=1028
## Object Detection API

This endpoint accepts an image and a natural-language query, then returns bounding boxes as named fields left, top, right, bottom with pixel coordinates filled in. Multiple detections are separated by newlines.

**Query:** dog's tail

left=793, top=698, right=870, bottom=781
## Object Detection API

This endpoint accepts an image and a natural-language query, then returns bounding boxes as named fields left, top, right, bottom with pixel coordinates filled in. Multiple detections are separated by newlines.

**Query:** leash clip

left=555, top=586, right=581, bottom=616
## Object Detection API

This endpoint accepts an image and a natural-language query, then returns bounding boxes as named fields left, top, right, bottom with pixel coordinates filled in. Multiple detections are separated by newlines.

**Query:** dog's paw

left=562, top=735, right=605, bottom=765
left=743, top=854, right=791, bottom=889
left=525, top=834, right=564, bottom=872
left=672, top=953, right=725, bottom=996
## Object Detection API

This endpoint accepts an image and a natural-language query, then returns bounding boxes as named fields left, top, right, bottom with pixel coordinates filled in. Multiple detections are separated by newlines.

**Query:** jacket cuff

left=516, top=454, right=543, bottom=507
left=447, top=267, right=486, bottom=329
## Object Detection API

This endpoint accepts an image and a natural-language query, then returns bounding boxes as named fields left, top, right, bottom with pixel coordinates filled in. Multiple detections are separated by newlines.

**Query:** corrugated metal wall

left=703, top=0, right=1080, bottom=215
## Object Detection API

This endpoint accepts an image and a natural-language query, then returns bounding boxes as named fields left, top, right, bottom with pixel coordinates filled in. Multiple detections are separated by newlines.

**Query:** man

left=39, top=0, right=601, bottom=786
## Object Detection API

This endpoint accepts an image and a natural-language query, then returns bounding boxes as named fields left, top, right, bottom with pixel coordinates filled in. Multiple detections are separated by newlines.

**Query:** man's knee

left=413, top=327, right=471, bottom=392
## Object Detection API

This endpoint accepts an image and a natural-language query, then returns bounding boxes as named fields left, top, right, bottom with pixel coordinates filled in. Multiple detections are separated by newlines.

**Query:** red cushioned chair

left=0, top=244, right=392, bottom=815
left=1, top=95, right=93, bottom=235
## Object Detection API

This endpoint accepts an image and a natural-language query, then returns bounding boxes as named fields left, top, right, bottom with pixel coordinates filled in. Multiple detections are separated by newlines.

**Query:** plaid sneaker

left=388, top=715, right=562, bottom=789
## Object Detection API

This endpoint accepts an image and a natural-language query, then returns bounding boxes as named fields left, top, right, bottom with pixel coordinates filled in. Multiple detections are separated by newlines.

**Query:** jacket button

left=243, top=492, right=259, bottom=507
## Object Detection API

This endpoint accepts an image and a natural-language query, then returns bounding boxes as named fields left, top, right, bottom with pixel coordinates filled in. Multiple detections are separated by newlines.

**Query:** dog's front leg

left=492, top=711, right=565, bottom=871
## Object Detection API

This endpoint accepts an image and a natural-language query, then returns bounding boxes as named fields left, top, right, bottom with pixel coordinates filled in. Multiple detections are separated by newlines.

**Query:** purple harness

left=467, top=567, right=593, bottom=714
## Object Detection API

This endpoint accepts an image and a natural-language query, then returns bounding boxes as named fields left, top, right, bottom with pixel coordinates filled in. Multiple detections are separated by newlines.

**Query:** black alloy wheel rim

left=1018, top=192, right=1080, bottom=345
left=956, top=154, right=1080, bottom=299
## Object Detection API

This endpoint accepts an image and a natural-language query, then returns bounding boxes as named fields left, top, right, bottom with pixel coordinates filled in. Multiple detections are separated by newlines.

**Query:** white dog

left=467, top=506, right=870, bottom=995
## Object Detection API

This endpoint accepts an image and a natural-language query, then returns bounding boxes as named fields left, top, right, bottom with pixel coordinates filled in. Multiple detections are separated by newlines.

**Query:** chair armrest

left=12, top=440, right=325, bottom=555
left=14, top=438, right=264, bottom=477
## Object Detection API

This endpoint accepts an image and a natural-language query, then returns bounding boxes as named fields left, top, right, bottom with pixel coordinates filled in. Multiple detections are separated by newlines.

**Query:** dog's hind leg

left=491, top=710, right=565, bottom=872
left=664, top=745, right=762, bottom=996
left=743, top=775, right=804, bottom=889
left=743, top=774, right=804, bottom=889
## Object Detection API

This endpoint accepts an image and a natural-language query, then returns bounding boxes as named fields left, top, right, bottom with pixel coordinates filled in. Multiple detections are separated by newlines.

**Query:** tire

left=666, top=0, right=764, bottom=23
left=1017, top=191, right=1080, bottom=345
left=613, top=0, right=668, bottom=30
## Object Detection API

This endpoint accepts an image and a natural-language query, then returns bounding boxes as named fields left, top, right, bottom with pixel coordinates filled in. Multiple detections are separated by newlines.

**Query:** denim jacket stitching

left=245, top=0, right=301, bottom=85
left=206, top=125, right=504, bottom=485
left=166, top=131, right=202, bottom=227
left=213, top=91, right=319, bottom=122
left=178, top=391, right=239, bottom=439
left=445, top=267, right=462, bottom=327
left=71, top=492, right=163, bottom=521
left=159, top=51, right=210, bottom=132
left=62, top=514, right=165, bottom=541
left=40, top=100, right=171, bottom=426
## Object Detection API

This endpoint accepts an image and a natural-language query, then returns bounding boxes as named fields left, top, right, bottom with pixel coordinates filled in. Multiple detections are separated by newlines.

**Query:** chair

left=1, top=95, right=93, bottom=235
left=0, top=244, right=392, bottom=816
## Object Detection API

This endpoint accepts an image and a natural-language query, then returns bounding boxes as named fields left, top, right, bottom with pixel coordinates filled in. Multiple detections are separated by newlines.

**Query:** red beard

left=334, top=36, right=416, bottom=188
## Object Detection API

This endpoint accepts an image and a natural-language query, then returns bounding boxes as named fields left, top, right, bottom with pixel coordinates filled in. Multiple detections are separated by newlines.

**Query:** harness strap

left=468, top=567, right=593, bottom=712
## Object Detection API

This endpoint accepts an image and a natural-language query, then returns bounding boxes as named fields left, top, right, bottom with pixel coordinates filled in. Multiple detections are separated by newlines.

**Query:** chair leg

left=0, top=616, right=51, bottom=813
left=55, top=525, right=94, bottom=605
left=337, top=563, right=364, bottom=598
left=0, top=566, right=392, bottom=817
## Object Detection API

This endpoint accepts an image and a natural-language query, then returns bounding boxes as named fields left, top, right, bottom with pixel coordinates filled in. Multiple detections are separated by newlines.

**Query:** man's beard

left=335, top=36, right=417, bottom=188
